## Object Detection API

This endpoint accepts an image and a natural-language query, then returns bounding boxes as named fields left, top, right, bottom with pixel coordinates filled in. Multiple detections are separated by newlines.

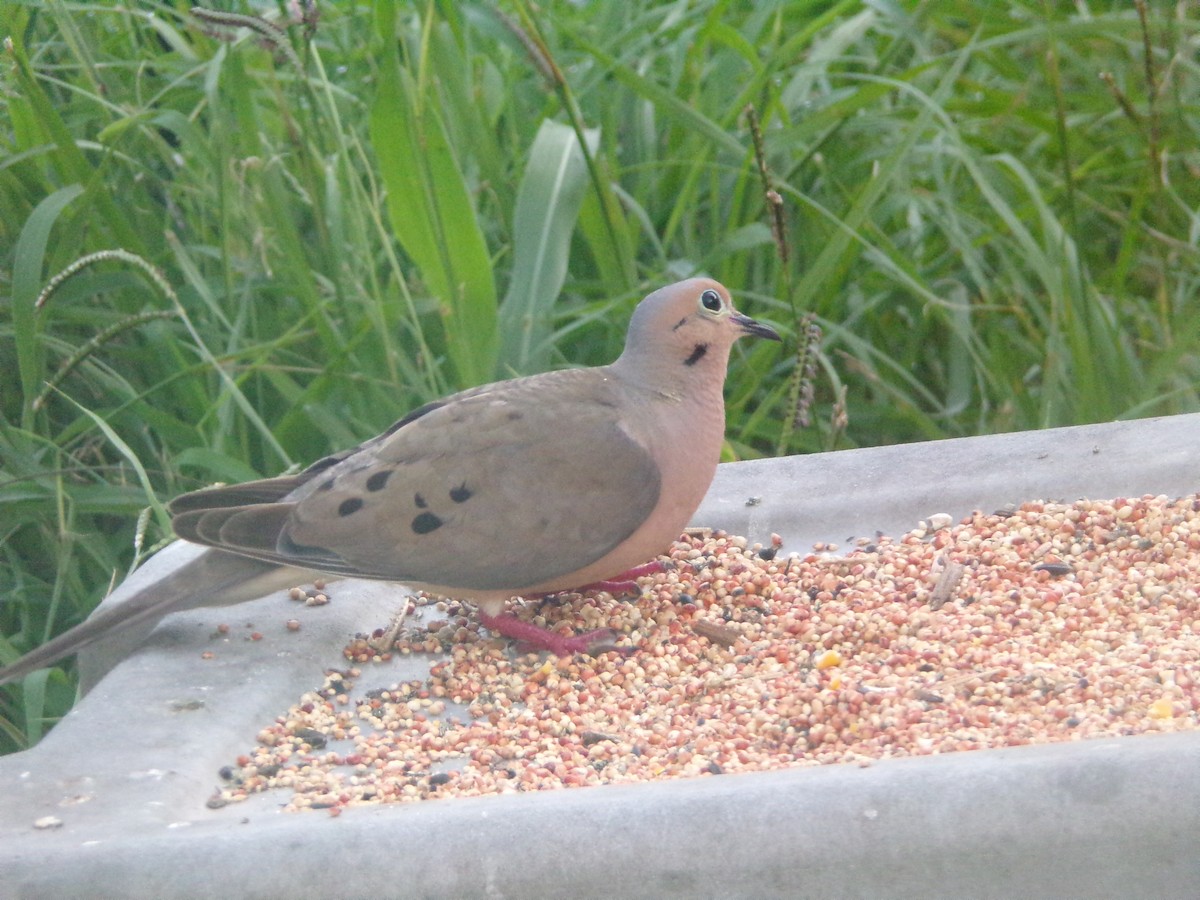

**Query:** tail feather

left=0, top=548, right=313, bottom=688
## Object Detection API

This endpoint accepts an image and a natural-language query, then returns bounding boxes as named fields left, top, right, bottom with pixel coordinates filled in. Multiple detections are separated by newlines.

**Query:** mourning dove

left=0, top=278, right=780, bottom=686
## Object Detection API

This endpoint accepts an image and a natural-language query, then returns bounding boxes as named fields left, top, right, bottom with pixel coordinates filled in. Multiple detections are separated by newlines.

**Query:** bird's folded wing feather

left=171, top=369, right=661, bottom=591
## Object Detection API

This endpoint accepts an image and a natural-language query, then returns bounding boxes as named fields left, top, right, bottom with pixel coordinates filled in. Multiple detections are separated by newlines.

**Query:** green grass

left=2, top=0, right=1198, bottom=751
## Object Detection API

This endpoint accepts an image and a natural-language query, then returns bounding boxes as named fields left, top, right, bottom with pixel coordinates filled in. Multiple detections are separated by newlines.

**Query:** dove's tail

left=0, top=549, right=308, bottom=690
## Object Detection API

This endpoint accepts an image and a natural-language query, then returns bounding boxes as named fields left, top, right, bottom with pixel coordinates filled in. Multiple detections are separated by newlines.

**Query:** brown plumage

left=0, top=278, right=779, bottom=687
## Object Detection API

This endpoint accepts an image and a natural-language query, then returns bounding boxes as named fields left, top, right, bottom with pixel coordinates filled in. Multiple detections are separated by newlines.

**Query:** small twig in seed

left=928, top=560, right=966, bottom=610
left=692, top=620, right=742, bottom=648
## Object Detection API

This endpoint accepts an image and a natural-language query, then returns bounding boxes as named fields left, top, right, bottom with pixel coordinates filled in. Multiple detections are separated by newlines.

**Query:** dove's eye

left=699, top=289, right=723, bottom=313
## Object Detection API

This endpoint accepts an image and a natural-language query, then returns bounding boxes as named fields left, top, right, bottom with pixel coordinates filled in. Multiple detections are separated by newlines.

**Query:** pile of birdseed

left=214, top=492, right=1200, bottom=812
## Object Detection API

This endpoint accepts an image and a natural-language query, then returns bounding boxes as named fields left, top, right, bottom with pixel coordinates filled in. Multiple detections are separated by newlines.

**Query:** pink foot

left=573, top=560, right=668, bottom=597
left=477, top=610, right=629, bottom=656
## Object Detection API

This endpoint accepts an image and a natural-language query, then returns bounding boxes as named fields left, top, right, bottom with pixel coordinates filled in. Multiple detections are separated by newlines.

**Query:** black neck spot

left=683, top=343, right=708, bottom=366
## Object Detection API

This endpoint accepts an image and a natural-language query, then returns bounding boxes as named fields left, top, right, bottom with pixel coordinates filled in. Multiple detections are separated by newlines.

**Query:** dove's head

left=615, top=278, right=781, bottom=386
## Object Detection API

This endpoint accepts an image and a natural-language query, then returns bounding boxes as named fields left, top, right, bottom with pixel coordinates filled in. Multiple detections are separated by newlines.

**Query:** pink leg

left=476, top=560, right=667, bottom=655
left=572, top=560, right=667, bottom=597
left=476, top=610, right=629, bottom=656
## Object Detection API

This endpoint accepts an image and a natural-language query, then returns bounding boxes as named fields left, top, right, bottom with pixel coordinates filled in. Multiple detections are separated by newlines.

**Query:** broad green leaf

left=499, top=120, right=598, bottom=375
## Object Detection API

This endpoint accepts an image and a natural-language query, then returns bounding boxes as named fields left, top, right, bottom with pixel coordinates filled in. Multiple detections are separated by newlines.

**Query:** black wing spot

left=412, top=511, right=444, bottom=535
left=450, top=483, right=472, bottom=503
left=338, top=497, right=364, bottom=517
left=317, top=478, right=336, bottom=492
left=414, top=492, right=427, bottom=509
left=683, top=343, right=709, bottom=366
left=365, top=470, right=391, bottom=492
left=507, top=410, right=522, bottom=421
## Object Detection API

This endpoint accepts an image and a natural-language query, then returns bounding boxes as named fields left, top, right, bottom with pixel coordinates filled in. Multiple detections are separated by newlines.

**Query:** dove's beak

left=732, top=312, right=782, bottom=342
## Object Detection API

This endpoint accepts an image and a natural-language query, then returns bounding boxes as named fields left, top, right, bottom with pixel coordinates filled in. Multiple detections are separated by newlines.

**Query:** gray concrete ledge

left=3, top=413, right=1199, bottom=898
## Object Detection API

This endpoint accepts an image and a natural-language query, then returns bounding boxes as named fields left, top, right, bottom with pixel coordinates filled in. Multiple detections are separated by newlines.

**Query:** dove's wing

left=170, top=368, right=661, bottom=592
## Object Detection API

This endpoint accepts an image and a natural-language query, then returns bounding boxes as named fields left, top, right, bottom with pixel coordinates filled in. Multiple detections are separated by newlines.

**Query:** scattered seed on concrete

left=215, top=493, right=1200, bottom=813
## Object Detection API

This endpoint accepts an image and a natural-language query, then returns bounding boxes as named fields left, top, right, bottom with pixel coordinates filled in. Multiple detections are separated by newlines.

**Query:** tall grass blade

left=12, top=186, right=84, bottom=429
left=370, top=0, right=498, bottom=386
left=499, top=120, right=597, bottom=374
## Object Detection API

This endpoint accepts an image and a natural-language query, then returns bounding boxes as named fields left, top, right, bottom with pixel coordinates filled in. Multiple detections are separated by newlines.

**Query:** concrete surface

left=2, top=413, right=1199, bottom=898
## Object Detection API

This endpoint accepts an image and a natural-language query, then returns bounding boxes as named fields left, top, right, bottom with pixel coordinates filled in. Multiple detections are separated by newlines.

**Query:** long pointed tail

left=0, top=547, right=312, bottom=688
